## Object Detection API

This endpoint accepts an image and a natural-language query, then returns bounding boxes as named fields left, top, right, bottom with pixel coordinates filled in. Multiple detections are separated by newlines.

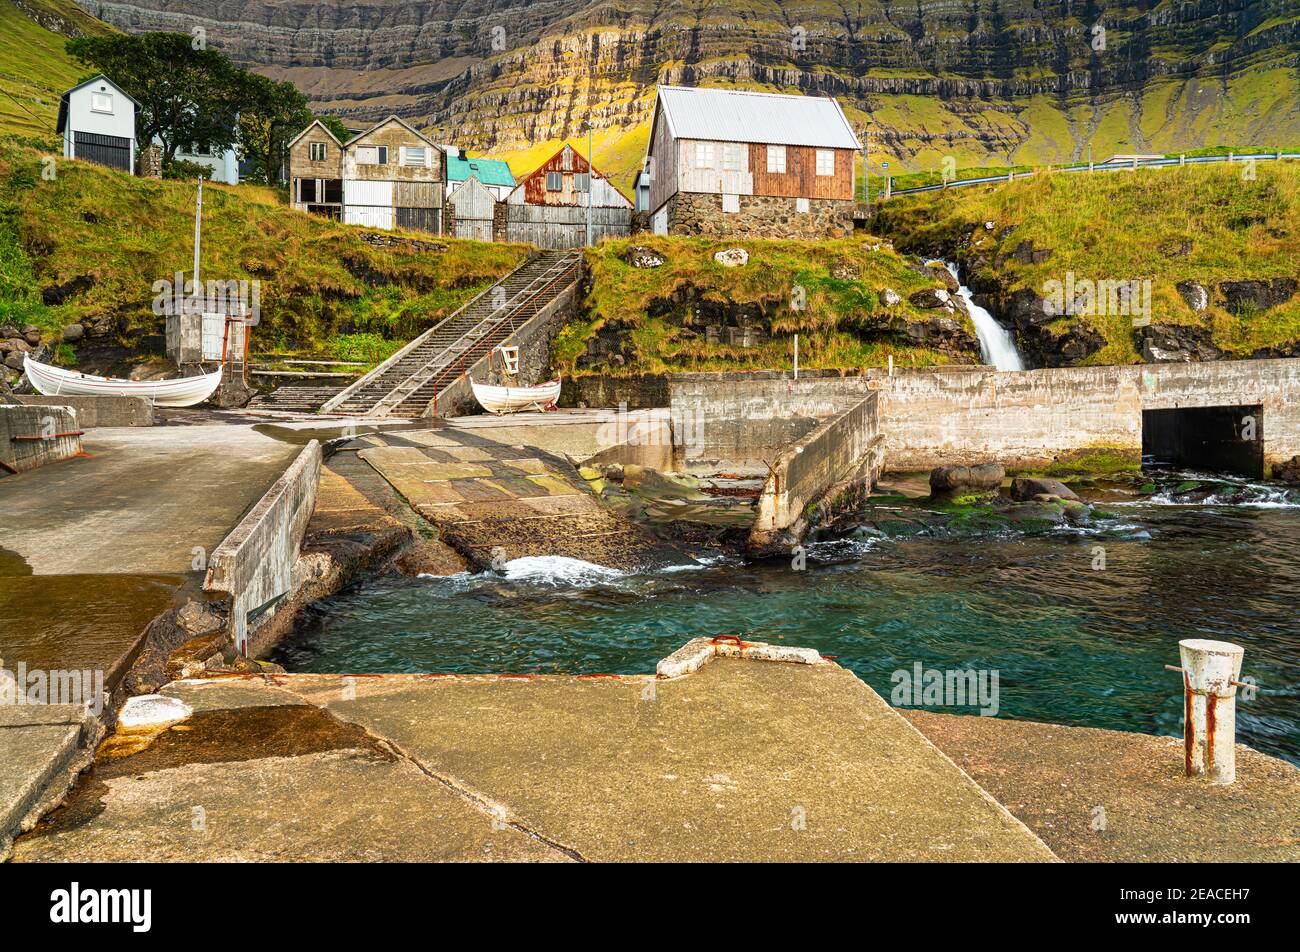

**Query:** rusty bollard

left=1173, top=639, right=1245, bottom=784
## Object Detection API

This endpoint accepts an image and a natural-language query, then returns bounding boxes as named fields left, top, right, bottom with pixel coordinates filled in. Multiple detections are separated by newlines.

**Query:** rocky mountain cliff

left=69, top=0, right=1300, bottom=184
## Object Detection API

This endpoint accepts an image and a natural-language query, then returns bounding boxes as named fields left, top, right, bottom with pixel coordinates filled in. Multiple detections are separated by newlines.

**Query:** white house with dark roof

left=643, top=85, right=863, bottom=239
left=57, top=74, right=138, bottom=174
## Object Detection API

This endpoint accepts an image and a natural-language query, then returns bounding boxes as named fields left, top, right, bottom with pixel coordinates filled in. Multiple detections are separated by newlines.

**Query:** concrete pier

left=11, top=643, right=1057, bottom=863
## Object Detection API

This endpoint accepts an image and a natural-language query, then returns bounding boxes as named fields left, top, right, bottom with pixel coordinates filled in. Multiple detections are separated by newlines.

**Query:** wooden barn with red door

left=499, top=144, right=632, bottom=248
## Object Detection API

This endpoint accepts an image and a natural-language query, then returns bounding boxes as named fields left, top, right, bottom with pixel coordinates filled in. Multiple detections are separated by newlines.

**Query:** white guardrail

left=882, top=152, right=1300, bottom=197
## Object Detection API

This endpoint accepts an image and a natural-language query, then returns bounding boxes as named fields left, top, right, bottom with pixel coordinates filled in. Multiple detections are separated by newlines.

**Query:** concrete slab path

left=11, top=648, right=1057, bottom=862
left=905, top=710, right=1300, bottom=862
left=1, top=425, right=301, bottom=576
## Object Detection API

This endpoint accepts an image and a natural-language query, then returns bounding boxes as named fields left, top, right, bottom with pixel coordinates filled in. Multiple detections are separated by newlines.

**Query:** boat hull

left=470, top=378, right=561, bottom=415
left=24, top=356, right=223, bottom=408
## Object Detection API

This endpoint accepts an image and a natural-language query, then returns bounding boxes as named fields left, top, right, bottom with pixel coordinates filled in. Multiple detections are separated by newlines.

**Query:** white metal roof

left=653, top=85, right=861, bottom=150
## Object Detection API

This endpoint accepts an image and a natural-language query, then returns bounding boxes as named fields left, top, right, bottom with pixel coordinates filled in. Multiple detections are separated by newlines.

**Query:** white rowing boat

left=470, top=377, right=561, bottom=415
left=24, top=355, right=223, bottom=407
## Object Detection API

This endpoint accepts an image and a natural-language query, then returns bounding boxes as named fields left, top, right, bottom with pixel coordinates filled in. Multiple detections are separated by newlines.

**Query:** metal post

left=793, top=334, right=799, bottom=380
left=192, top=177, right=203, bottom=288
left=1177, top=639, right=1245, bottom=784
left=586, top=125, right=593, bottom=248
left=884, top=175, right=892, bottom=201
left=1179, top=153, right=1186, bottom=167
left=863, top=128, right=869, bottom=205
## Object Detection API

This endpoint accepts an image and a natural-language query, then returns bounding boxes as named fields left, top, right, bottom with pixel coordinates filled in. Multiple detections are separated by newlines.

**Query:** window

left=355, top=145, right=388, bottom=165
left=723, top=143, right=743, bottom=172
left=401, top=146, right=427, bottom=167
left=573, top=172, right=590, bottom=192
left=297, top=178, right=317, bottom=203
left=766, top=144, right=786, bottom=174
left=309, top=142, right=327, bottom=162
left=90, top=91, right=113, bottom=114
left=192, top=143, right=212, bottom=157
left=816, top=149, right=835, bottom=176
left=722, top=193, right=739, bottom=214
left=546, top=171, right=563, bottom=191
left=694, top=141, right=714, bottom=168
left=796, top=197, right=810, bottom=213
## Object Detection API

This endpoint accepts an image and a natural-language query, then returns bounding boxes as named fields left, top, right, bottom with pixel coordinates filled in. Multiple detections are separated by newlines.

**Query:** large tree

left=237, top=73, right=313, bottom=184
left=66, top=33, right=245, bottom=166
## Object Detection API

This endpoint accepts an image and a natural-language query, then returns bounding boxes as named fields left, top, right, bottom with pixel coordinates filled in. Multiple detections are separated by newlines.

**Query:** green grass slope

left=875, top=162, right=1300, bottom=364
left=0, top=0, right=111, bottom=147
left=0, top=142, right=529, bottom=371
left=560, top=235, right=979, bottom=376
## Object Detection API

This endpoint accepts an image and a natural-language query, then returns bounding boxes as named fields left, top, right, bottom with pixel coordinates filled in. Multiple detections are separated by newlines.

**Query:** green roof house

left=444, top=148, right=515, bottom=200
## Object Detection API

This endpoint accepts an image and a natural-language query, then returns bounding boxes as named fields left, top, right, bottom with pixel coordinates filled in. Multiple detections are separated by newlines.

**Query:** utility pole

left=192, top=177, right=203, bottom=291
left=586, top=122, right=594, bottom=248
left=863, top=127, right=870, bottom=205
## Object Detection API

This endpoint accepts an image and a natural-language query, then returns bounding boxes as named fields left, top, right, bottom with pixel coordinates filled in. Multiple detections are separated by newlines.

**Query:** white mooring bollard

left=1176, top=639, right=1245, bottom=784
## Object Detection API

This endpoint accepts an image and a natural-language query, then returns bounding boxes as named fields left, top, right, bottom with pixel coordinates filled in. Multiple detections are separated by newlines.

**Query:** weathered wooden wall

left=503, top=205, right=631, bottom=249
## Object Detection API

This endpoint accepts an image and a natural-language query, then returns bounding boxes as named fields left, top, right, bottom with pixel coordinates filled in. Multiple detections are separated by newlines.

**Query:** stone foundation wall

left=665, top=191, right=855, bottom=240
left=561, top=374, right=670, bottom=409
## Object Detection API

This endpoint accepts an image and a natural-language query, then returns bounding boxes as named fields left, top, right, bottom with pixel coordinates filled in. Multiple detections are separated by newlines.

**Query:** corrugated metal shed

left=653, top=85, right=861, bottom=150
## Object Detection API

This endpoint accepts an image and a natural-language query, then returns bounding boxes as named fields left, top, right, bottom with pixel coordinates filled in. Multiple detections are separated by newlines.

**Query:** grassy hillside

left=875, top=161, right=1300, bottom=365
left=0, top=0, right=111, bottom=147
left=560, top=235, right=978, bottom=376
left=0, top=141, right=529, bottom=372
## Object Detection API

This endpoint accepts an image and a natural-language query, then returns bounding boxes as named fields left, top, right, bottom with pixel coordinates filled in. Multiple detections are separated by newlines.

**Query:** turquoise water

left=276, top=488, right=1300, bottom=765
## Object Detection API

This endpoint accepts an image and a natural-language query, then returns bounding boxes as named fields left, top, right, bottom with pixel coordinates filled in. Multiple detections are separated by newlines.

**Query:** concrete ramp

left=356, top=431, right=689, bottom=570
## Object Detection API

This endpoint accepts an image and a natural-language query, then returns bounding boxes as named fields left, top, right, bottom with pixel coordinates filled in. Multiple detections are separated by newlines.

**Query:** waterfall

left=942, top=262, right=1024, bottom=372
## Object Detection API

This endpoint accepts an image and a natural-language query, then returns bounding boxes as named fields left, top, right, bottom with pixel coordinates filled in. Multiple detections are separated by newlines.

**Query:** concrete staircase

left=320, top=250, right=581, bottom=418
left=248, top=385, right=347, bottom=413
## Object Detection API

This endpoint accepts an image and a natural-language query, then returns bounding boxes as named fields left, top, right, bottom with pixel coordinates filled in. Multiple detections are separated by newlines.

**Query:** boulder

left=61, top=323, right=85, bottom=343
left=1275, top=456, right=1300, bottom=484
left=1137, top=324, right=1223, bottom=363
left=925, top=261, right=960, bottom=293
left=909, top=287, right=952, bottom=309
left=3, top=352, right=25, bottom=370
left=929, top=462, right=1005, bottom=499
left=624, top=245, right=664, bottom=269
left=1175, top=280, right=1209, bottom=312
left=713, top=248, right=749, bottom=268
left=1218, top=278, right=1297, bottom=315
left=22, top=326, right=41, bottom=346
left=880, top=287, right=901, bottom=308
left=1010, top=476, right=1079, bottom=502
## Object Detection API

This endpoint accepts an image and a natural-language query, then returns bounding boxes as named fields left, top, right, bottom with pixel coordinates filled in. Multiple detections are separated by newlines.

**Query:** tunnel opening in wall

left=1142, top=405, right=1264, bottom=478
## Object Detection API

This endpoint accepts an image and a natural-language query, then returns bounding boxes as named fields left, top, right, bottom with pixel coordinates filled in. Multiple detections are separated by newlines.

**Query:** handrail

left=318, top=249, right=543, bottom=413
left=884, top=151, right=1300, bottom=198
left=374, top=255, right=581, bottom=416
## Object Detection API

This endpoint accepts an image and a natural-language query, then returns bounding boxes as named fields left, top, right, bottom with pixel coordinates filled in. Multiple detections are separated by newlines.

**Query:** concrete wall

left=667, top=370, right=873, bottom=471
left=879, top=359, right=1300, bottom=471
left=749, top=395, right=883, bottom=553
left=203, top=440, right=322, bottom=656
left=667, top=359, right=1300, bottom=475
left=0, top=404, right=82, bottom=475
left=561, top=374, right=669, bottom=410
left=12, top=395, right=152, bottom=428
